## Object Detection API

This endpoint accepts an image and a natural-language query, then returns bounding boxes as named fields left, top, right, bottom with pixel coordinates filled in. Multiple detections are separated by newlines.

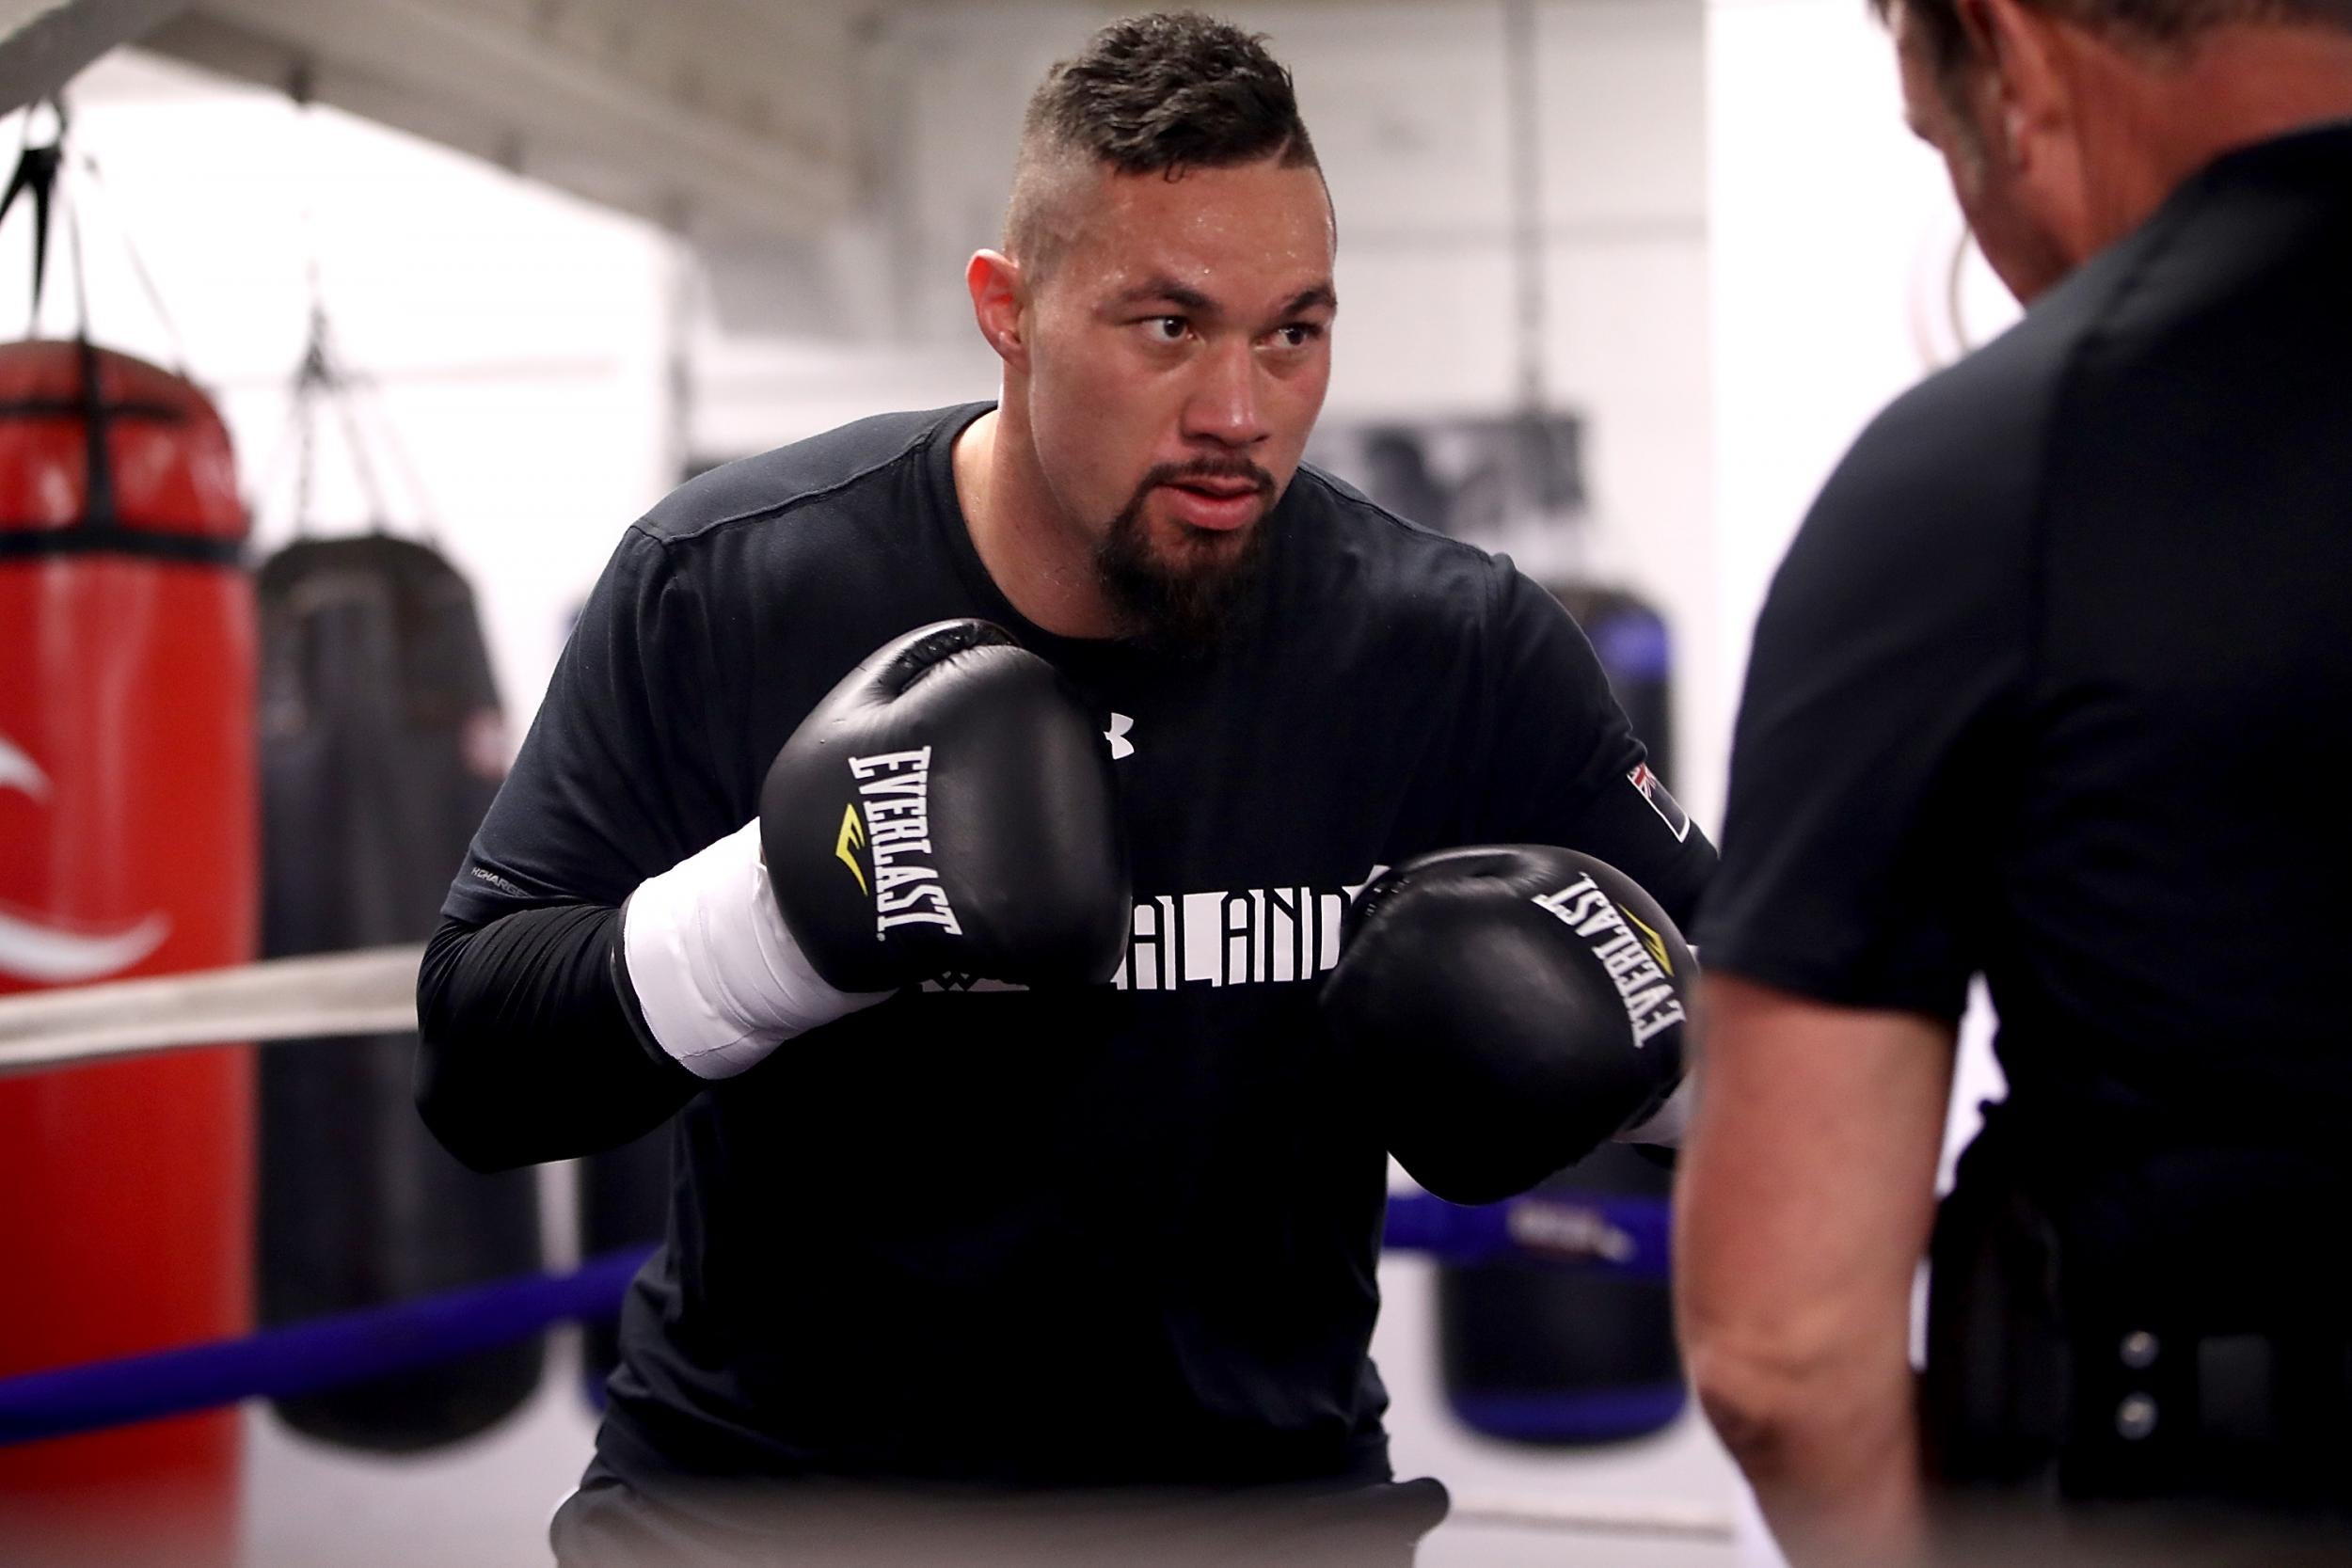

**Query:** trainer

left=1677, top=0, right=2352, bottom=1562
left=415, top=12, right=1712, bottom=1563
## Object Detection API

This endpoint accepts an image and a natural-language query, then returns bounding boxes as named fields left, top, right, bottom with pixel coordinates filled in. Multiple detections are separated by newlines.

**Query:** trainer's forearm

left=415, top=907, right=698, bottom=1172
left=1677, top=978, right=1952, bottom=1567
left=1692, top=1343, right=1926, bottom=1566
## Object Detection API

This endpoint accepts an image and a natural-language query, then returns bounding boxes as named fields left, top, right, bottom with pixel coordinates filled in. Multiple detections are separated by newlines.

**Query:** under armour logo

left=1106, top=712, right=1136, bottom=761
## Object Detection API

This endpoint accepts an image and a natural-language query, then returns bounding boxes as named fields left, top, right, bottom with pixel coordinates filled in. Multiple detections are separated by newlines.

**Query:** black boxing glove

left=1320, top=845, right=1692, bottom=1205
left=760, top=619, right=1131, bottom=993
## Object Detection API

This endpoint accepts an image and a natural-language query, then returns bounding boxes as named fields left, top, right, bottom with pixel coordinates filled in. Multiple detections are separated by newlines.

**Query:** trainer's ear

left=1954, top=0, right=2069, bottom=176
left=967, top=250, right=1029, bottom=371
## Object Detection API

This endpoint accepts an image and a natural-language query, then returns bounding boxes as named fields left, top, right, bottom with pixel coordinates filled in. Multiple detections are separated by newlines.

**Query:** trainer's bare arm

left=1675, top=974, right=1956, bottom=1567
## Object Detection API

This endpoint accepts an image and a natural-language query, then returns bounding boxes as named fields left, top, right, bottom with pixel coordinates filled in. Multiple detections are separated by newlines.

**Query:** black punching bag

left=1436, top=583, right=1686, bottom=1446
left=257, top=533, right=545, bottom=1449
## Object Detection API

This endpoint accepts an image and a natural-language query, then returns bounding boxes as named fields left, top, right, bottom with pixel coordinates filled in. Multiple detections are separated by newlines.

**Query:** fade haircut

left=1004, top=11, right=1322, bottom=281
left=1878, top=0, right=2352, bottom=87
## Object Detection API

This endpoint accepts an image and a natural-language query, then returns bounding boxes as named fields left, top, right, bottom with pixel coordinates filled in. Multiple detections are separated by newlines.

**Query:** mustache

left=1139, top=459, right=1276, bottom=497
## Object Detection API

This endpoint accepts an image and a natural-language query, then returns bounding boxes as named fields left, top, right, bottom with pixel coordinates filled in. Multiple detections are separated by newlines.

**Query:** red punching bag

left=0, top=338, right=254, bottom=1568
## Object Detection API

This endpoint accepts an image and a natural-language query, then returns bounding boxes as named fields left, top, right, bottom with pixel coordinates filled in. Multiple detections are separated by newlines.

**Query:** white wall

left=1704, top=0, right=2015, bottom=1204
left=1708, top=0, right=2014, bottom=703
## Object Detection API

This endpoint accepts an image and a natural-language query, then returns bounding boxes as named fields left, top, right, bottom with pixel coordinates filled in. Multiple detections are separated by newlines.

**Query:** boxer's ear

left=967, top=250, right=1029, bottom=371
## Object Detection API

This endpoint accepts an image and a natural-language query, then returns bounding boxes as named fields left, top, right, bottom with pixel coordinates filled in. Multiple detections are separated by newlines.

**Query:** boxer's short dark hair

left=1005, top=11, right=1321, bottom=277
left=1880, top=0, right=2352, bottom=87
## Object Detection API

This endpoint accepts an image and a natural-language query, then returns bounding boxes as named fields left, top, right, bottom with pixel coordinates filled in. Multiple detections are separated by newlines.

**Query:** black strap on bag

left=0, top=99, right=239, bottom=569
left=3, top=103, right=113, bottom=559
left=246, top=84, right=440, bottom=549
left=0, top=107, right=64, bottom=326
left=4, top=100, right=110, bottom=538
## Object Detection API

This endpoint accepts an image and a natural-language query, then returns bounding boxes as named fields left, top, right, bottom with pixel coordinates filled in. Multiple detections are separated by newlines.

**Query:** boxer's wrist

left=619, top=820, right=891, bottom=1080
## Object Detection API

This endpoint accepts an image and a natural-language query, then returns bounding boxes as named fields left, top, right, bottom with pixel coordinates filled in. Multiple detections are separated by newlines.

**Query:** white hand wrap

left=621, top=820, right=892, bottom=1080
left=1615, top=1074, right=1693, bottom=1148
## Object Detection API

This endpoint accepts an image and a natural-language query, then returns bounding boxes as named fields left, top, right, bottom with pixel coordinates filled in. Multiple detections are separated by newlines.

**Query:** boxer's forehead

left=1051, top=158, right=1335, bottom=322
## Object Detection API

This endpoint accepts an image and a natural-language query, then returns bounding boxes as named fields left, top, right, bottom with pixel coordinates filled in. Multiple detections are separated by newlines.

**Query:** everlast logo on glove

left=1322, top=844, right=1691, bottom=1206
left=839, top=748, right=962, bottom=938
left=763, top=619, right=1130, bottom=994
left=1534, top=875, right=1686, bottom=1047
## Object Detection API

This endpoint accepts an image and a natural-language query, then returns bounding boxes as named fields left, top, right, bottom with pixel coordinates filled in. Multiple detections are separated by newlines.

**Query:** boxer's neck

left=952, top=404, right=1123, bottom=641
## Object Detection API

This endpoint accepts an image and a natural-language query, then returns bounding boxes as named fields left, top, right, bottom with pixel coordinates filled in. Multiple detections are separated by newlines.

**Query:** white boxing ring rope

left=0, top=950, right=1740, bottom=1546
left=0, top=943, right=425, bottom=1073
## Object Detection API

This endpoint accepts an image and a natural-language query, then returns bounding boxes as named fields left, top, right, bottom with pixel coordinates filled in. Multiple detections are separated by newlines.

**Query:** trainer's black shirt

left=441, top=403, right=1713, bottom=1493
left=1700, top=125, right=2352, bottom=1162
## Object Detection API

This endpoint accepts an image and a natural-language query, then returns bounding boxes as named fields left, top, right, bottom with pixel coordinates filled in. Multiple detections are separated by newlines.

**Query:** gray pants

left=550, top=1460, right=1448, bottom=1568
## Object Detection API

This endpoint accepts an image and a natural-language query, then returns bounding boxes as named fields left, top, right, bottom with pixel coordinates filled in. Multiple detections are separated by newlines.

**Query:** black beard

left=1093, top=462, right=1274, bottom=654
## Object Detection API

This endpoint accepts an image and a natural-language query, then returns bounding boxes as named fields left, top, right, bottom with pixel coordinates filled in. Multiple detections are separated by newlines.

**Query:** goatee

left=1094, top=461, right=1276, bottom=654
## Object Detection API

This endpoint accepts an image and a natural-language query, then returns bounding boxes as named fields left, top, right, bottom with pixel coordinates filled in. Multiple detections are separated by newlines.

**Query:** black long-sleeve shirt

left=415, top=904, right=694, bottom=1172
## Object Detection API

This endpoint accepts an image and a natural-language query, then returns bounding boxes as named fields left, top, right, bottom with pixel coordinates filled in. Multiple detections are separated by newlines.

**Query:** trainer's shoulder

left=1815, top=229, right=2161, bottom=561
left=632, top=404, right=980, bottom=546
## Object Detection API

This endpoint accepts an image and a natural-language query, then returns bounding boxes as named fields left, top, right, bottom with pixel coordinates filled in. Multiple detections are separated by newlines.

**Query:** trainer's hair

left=1878, top=0, right=2352, bottom=86
left=1004, top=11, right=1321, bottom=278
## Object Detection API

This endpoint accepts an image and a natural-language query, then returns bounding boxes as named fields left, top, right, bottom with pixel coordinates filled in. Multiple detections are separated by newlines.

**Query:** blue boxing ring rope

left=0, top=1191, right=1668, bottom=1449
